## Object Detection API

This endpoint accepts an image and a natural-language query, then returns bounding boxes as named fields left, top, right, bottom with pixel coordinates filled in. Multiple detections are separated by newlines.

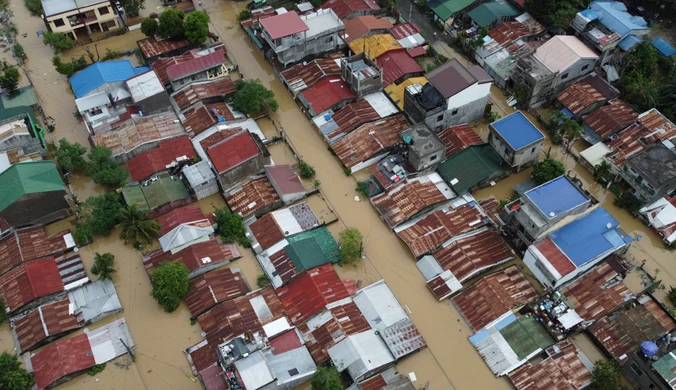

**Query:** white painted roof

left=87, top=318, right=135, bottom=364
left=363, top=92, right=399, bottom=118
left=271, top=208, right=304, bottom=236
left=534, top=36, right=599, bottom=74
left=328, top=330, right=395, bottom=380
left=580, top=142, right=612, bottom=168
left=353, top=280, right=408, bottom=331
left=126, top=71, right=165, bottom=103
left=75, top=91, right=110, bottom=112
left=42, top=0, right=109, bottom=16
left=235, top=351, right=275, bottom=390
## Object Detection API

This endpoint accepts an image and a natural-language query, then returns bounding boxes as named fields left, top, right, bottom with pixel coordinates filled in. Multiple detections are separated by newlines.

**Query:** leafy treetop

left=232, top=80, right=279, bottom=115
left=0, top=67, right=19, bottom=94
left=214, top=207, right=251, bottom=247
left=43, top=31, right=74, bottom=53
left=184, top=11, right=210, bottom=45
left=590, top=359, right=626, bottom=390
left=150, top=261, right=190, bottom=313
left=532, top=159, right=565, bottom=185
left=141, top=18, right=159, bottom=37
left=338, top=227, right=362, bottom=267
left=157, top=8, right=185, bottom=40
left=311, top=366, right=342, bottom=390
left=91, top=252, right=116, bottom=281
left=0, top=352, right=34, bottom=390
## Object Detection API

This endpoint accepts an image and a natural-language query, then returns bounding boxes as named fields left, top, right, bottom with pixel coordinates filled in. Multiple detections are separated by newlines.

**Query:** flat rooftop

left=525, top=176, right=588, bottom=219
left=491, top=111, right=544, bottom=150
left=302, top=9, right=344, bottom=39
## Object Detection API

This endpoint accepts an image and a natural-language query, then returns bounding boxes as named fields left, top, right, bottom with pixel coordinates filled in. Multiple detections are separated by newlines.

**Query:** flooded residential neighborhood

left=1, top=0, right=676, bottom=389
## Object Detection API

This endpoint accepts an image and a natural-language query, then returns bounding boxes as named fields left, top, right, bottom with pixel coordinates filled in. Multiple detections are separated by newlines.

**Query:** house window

left=89, top=107, right=103, bottom=116
left=327, top=36, right=333, bottom=43
left=452, top=108, right=458, bottom=115
left=436, top=114, right=443, bottom=122
left=99, top=6, right=109, bottom=15
left=106, top=20, right=116, bottom=28
left=531, top=146, right=536, bottom=153
left=581, top=64, right=589, bottom=71
left=561, top=73, right=569, bottom=80
left=430, top=155, right=437, bottom=161
left=53, top=18, right=65, bottom=27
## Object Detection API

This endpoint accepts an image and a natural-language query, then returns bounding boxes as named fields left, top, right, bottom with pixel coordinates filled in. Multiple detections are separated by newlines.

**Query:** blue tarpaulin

left=642, top=341, right=659, bottom=357
left=618, top=34, right=642, bottom=51
left=652, top=38, right=676, bottom=57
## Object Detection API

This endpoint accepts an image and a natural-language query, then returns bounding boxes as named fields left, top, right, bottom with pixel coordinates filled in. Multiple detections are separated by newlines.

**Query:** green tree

left=117, top=205, right=160, bottom=243
left=614, top=191, right=642, bottom=212
left=52, top=55, right=88, bottom=77
left=55, top=138, right=87, bottom=173
left=257, top=274, right=271, bottom=288
left=237, top=9, right=252, bottom=21
left=658, top=80, right=676, bottom=121
left=13, top=43, right=27, bottom=61
left=86, top=146, right=128, bottom=187
left=141, top=18, right=159, bottom=37
left=184, top=11, right=210, bottom=45
left=119, top=0, right=145, bottom=17
left=158, top=8, right=185, bottom=40
left=0, top=352, right=34, bottom=390
left=669, top=286, right=676, bottom=307
left=77, top=192, right=124, bottom=237
left=311, top=366, right=342, bottom=390
left=0, top=67, right=19, bottom=94
left=298, top=161, right=315, bottom=179
left=594, top=161, right=613, bottom=184
left=338, top=227, right=362, bottom=267
left=232, top=80, right=278, bottom=115
left=91, top=252, right=116, bottom=280
left=590, top=359, right=626, bottom=390
left=0, top=299, right=6, bottom=324
left=43, top=31, right=74, bottom=53
left=214, top=207, right=251, bottom=247
left=150, top=261, right=189, bottom=312
left=524, top=0, right=556, bottom=26
left=532, top=159, right=565, bottom=185
left=24, top=0, right=43, bottom=16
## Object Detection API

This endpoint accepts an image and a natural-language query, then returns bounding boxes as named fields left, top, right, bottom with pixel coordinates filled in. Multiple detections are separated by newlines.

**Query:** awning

left=407, top=45, right=427, bottom=58
left=558, top=310, right=583, bottom=329
left=618, top=34, right=642, bottom=51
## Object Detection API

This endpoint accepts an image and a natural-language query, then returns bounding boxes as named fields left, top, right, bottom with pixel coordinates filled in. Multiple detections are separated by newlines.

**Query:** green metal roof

left=653, top=352, right=676, bottom=385
left=142, top=176, right=190, bottom=209
left=428, top=0, right=476, bottom=21
left=436, top=144, right=506, bottom=194
left=287, top=237, right=331, bottom=271
left=0, top=161, right=64, bottom=212
left=467, top=2, right=519, bottom=27
left=0, top=87, right=38, bottom=109
left=501, top=316, right=554, bottom=360
left=122, top=185, right=149, bottom=211
left=286, top=226, right=340, bottom=264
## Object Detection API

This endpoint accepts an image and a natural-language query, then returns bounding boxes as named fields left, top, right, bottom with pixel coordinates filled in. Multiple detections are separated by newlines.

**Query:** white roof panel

left=271, top=208, right=303, bottom=236
left=353, top=280, right=408, bottom=331
left=75, top=91, right=110, bottom=112
left=236, top=351, right=274, bottom=390
left=127, top=71, right=165, bottom=102
left=363, top=92, right=399, bottom=118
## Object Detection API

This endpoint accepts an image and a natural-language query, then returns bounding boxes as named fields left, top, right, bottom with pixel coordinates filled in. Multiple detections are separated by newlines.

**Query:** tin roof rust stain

left=250, top=213, right=284, bottom=251
left=128, top=136, right=197, bottom=182
left=185, top=267, right=251, bottom=318
left=156, top=204, right=215, bottom=236
left=225, top=177, right=281, bottom=219
left=535, top=237, right=575, bottom=277
left=31, top=333, right=96, bottom=390
left=172, top=78, right=237, bottom=110
left=556, top=82, right=605, bottom=115
left=181, top=102, right=236, bottom=137
left=638, top=108, right=676, bottom=144
left=325, top=99, right=381, bottom=141
left=488, top=18, right=545, bottom=47
left=13, top=296, right=82, bottom=353
left=207, top=131, right=261, bottom=174
left=371, top=178, right=450, bottom=228
left=138, top=37, right=192, bottom=59
left=478, top=196, right=502, bottom=225
left=143, top=238, right=241, bottom=275
left=437, top=124, right=484, bottom=159
left=280, top=58, right=342, bottom=92
left=452, top=265, right=537, bottom=331
left=583, top=99, right=638, bottom=139
left=607, top=123, right=650, bottom=167
left=1, top=227, right=72, bottom=276
left=0, top=257, right=64, bottom=313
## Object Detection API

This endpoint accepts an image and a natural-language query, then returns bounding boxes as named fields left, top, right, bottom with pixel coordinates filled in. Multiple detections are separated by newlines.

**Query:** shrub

left=214, top=207, right=251, bottom=247
left=614, top=191, right=641, bottom=213
left=298, top=161, right=315, bottom=179
left=0, top=352, right=34, bottom=389
left=43, top=31, right=74, bottom=53
left=355, top=181, right=368, bottom=197
left=102, top=48, right=124, bottom=61
left=87, top=364, right=107, bottom=376
left=184, top=11, right=210, bottom=45
left=532, top=159, right=565, bottom=185
left=232, top=79, right=278, bottom=114
left=338, top=227, right=362, bottom=267
left=257, top=274, right=271, bottom=288
left=150, top=261, right=190, bottom=313
left=237, top=9, right=252, bottom=21
left=157, top=8, right=185, bottom=40
left=24, top=0, right=42, bottom=16
left=669, top=286, right=676, bottom=307
left=13, top=44, right=26, bottom=61
left=141, top=18, right=159, bottom=37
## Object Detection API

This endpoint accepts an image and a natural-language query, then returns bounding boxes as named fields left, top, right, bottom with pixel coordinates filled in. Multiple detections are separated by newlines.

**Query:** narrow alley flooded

left=3, top=0, right=676, bottom=389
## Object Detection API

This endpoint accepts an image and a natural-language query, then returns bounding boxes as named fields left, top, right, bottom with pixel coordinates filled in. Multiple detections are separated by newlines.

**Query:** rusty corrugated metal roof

left=181, top=102, right=236, bottom=137
left=16, top=227, right=71, bottom=263
left=583, top=100, right=638, bottom=139
left=250, top=213, right=284, bottom=251
left=225, top=177, right=281, bottom=219
left=396, top=203, right=487, bottom=258
left=452, top=265, right=536, bottom=331
left=31, top=333, right=96, bottom=390
left=172, top=78, right=237, bottom=110
left=138, top=37, right=192, bottom=59
left=561, top=260, right=631, bottom=322
left=143, top=238, right=241, bottom=276
left=156, top=204, right=214, bottom=237
left=280, top=58, right=342, bottom=93
left=93, top=112, right=186, bottom=157
left=535, top=237, right=575, bottom=277
left=325, top=99, right=380, bottom=142
left=638, top=108, right=676, bottom=144
left=185, top=267, right=251, bottom=318
left=151, top=52, right=195, bottom=85
left=478, top=196, right=502, bottom=225
left=13, top=296, right=82, bottom=353
left=0, top=231, right=23, bottom=276
left=556, top=82, right=605, bottom=115
left=437, top=124, right=484, bottom=159
left=128, top=136, right=197, bottom=182
left=0, top=257, right=64, bottom=313
left=607, top=123, right=650, bottom=167
left=488, top=17, right=545, bottom=47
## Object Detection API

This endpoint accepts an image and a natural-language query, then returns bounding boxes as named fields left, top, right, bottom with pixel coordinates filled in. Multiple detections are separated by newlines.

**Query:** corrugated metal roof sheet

left=535, top=237, right=575, bottom=276
left=332, top=114, right=410, bottom=170
left=374, top=49, right=423, bottom=87
left=185, top=267, right=251, bottom=318
left=260, top=11, right=309, bottom=39
left=396, top=202, right=487, bottom=258
left=371, top=173, right=454, bottom=228
left=280, top=58, right=342, bottom=93
left=384, top=77, right=428, bottom=110
left=322, top=0, right=380, bottom=19
left=0, top=257, right=65, bottom=313
left=208, top=131, right=261, bottom=174
left=426, top=58, right=482, bottom=99
left=172, top=78, right=237, bottom=110
left=128, top=136, right=197, bottom=182
left=638, top=108, right=676, bottom=144
left=166, top=50, right=226, bottom=80
left=478, top=196, right=502, bottom=225
left=437, top=144, right=507, bottom=194
left=437, top=124, right=484, bottom=159
left=589, top=295, right=675, bottom=365
left=583, top=100, right=638, bottom=139
left=488, top=15, right=546, bottom=47
left=0, top=227, right=74, bottom=276
left=343, top=16, right=393, bottom=43
left=320, top=99, right=380, bottom=143
left=250, top=213, right=285, bottom=251
left=181, top=102, right=237, bottom=137
left=93, top=112, right=186, bottom=157
left=556, top=82, right=606, bottom=115
left=606, top=122, right=650, bottom=167
left=379, top=318, right=426, bottom=359
left=561, top=259, right=631, bottom=322
left=225, top=176, right=281, bottom=219
left=157, top=204, right=214, bottom=237
left=276, top=264, right=350, bottom=324
left=328, top=330, right=395, bottom=381
left=143, top=237, right=241, bottom=277
left=151, top=52, right=195, bottom=85
left=349, top=34, right=402, bottom=60
left=300, top=77, right=356, bottom=117
left=13, top=297, right=81, bottom=353
left=29, top=333, right=95, bottom=390
left=265, top=165, right=306, bottom=195
left=137, top=37, right=192, bottom=59
left=452, top=266, right=536, bottom=331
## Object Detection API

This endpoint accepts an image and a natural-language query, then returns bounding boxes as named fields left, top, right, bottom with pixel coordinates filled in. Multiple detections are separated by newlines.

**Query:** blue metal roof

left=652, top=38, right=676, bottom=57
left=549, top=207, right=630, bottom=267
left=525, top=176, right=588, bottom=219
left=560, top=107, right=574, bottom=119
left=69, top=60, right=150, bottom=98
left=491, top=111, right=544, bottom=150
left=590, top=2, right=647, bottom=37
left=580, top=9, right=598, bottom=21
left=618, top=34, right=642, bottom=51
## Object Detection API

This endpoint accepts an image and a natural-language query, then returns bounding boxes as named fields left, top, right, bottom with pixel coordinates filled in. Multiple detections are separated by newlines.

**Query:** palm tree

left=594, top=161, right=613, bottom=184
left=91, top=252, right=116, bottom=280
left=561, top=117, right=582, bottom=151
left=117, top=204, right=161, bottom=243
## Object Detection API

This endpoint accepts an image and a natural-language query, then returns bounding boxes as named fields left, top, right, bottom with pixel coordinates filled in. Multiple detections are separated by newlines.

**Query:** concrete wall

left=0, top=132, right=44, bottom=155
left=524, top=57, right=597, bottom=109
left=0, top=191, right=71, bottom=228
left=45, top=1, right=118, bottom=36
left=424, top=94, right=489, bottom=131
left=169, top=66, right=225, bottom=91
left=274, top=31, right=344, bottom=68
left=217, top=154, right=270, bottom=191
left=488, top=130, right=543, bottom=172
left=516, top=199, right=590, bottom=240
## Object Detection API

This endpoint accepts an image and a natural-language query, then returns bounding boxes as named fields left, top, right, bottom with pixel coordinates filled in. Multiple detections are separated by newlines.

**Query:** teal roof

left=653, top=352, right=676, bottom=385
left=467, top=2, right=520, bottom=27
left=502, top=316, right=554, bottom=360
left=428, top=0, right=476, bottom=21
left=286, top=226, right=340, bottom=264
left=0, top=87, right=38, bottom=109
left=0, top=161, right=65, bottom=212
left=436, top=144, right=506, bottom=194
left=122, top=185, right=149, bottom=211
left=142, top=176, right=189, bottom=209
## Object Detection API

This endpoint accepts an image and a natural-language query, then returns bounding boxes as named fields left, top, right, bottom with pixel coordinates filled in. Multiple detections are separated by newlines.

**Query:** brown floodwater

left=6, top=0, right=674, bottom=388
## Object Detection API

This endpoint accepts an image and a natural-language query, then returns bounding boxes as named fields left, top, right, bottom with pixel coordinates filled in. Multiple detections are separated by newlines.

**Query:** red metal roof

left=371, top=177, right=451, bottom=228
left=478, top=196, right=502, bottom=225
left=638, top=108, right=676, bottom=144
left=16, top=227, right=71, bottom=263
left=325, top=99, right=380, bottom=142
left=280, top=58, right=342, bottom=92
left=561, top=259, right=631, bottom=322
left=300, top=77, right=356, bottom=116
left=583, top=100, right=638, bottom=139
left=225, top=176, right=281, bottom=219
left=375, top=49, right=423, bottom=87
left=128, top=136, right=197, bottom=181
left=0, top=257, right=64, bottom=313
left=322, top=0, right=380, bottom=19
left=265, top=165, right=305, bottom=195
left=259, top=12, right=309, bottom=39
left=433, top=229, right=514, bottom=282
left=298, top=299, right=370, bottom=363
left=137, top=37, right=192, bottom=59
left=437, top=124, right=484, bottom=159
left=407, top=46, right=427, bottom=57
left=207, top=131, right=261, bottom=174
left=250, top=213, right=284, bottom=251
left=343, top=16, right=393, bottom=43
left=198, top=364, right=228, bottom=390
left=240, top=6, right=276, bottom=29
left=166, top=49, right=226, bottom=80
left=31, top=333, right=96, bottom=390
left=488, top=18, right=545, bottom=47
left=389, top=22, right=421, bottom=40
left=268, top=247, right=299, bottom=285
left=14, top=296, right=82, bottom=353
left=185, top=267, right=251, bottom=318
left=535, top=237, right=576, bottom=277
left=0, top=232, right=23, bottom=276
left=156, top=204, right=215, bottom=236
left=606, top=123, right=650, bottom=167
left=508, top=339, right=591, bottom=390
left=181, top=102, right=237, bottom=137
left=143, top=238, right=241, bottom=275
left=172, top=78, right=237, bottom=110
left=276, top=264, right=350, bottom=325
left=151, top=52, right=195, bottom=85
left=556, top=82, right=605, bottom=115
left=452, top=265, right=536, bottom=331
left=397, top=203, right=487, bottom=258
left=332, top=114, right=411, bottom=170
left=269, top=329, right=303, bottom=355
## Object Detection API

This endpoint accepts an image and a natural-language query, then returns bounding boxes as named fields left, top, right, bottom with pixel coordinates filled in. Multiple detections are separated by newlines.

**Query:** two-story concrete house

left=572, top=2, right=649, bottom=66
left=402, top=59, right=493, bottom=131
left=512, top=35, right=599, bottom=109
left=41, top=0, right=120, bottom=41
left=620, top=143, right=676, bottom=205
left=401, top=124, right=445, bottom=172
left=500, top=175, right=592, bottom=251
left=488, top=111, right=544, bottom=171
left=523, top=207, right=631, bottom=290
left=205, top=130, right=271, bottom=191
left=165, top=48, right=228, bottom=91
left=259, top=9, right=344, bottom=68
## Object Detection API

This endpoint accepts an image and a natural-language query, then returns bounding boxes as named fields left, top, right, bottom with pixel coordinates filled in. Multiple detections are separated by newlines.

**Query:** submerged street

left=1, top=0, right=675, bottom=389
